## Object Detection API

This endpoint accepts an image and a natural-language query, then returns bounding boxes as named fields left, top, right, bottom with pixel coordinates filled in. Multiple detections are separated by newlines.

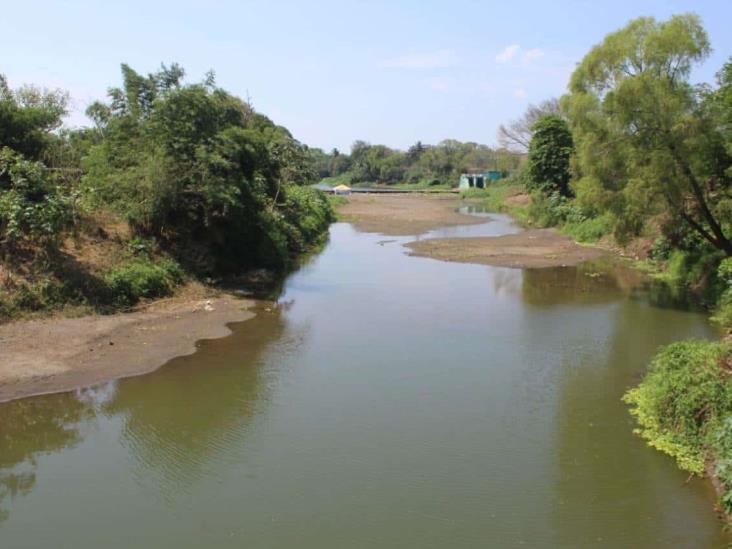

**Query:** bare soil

left=405, top=229, right=605, bottom=269
left=0, top=289, right=258, bottom=403
left=337, top=193, right=483, bottom=235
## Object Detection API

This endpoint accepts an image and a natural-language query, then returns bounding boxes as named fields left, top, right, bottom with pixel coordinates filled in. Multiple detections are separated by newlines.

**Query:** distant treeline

left=308, top=140, right=525, bottom=186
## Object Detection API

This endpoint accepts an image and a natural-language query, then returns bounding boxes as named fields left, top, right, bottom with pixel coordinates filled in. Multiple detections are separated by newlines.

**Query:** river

left=0, top=212, right=729, bottom=548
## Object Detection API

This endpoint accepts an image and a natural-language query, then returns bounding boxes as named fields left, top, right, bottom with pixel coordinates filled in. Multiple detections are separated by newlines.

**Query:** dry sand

left=0, top=294, right=257, bottom=403
left=404, top=229, right=605, bottom=269
left=337, top=193, right=483, bottom=235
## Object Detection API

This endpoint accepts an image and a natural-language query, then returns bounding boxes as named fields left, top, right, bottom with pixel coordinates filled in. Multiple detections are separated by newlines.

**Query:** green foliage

left=562, top=214, right=613, bottom=243
left=82, top=64, right=332, bottom=273
left=0, top=75, right=69, bottom=160
left=462, top=178, right=530, bottom=223
left=528, top=191, right=584, bottom=227
left=0, top=147, right=71, bottom=255
left=526, top=115, right=574, bottom=196
left=103, top=259, right=183, bottom=307
left=711, top=258, right=732, bottom=328
left=565, top=14, right=732, bottom=255
left=712, top=416, right=732, bottom=514
left=0, top=64, right=335, bottom=320
left=623, top=340, right=732, bottom=474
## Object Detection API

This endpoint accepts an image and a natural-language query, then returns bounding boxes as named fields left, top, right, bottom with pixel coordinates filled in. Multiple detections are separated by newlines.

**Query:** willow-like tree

left=565, top=14, right=732, bottom=255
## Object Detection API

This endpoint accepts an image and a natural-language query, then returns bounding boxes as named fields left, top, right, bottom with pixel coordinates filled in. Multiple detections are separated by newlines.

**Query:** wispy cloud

left=380, top=49, right=459, bottom=70
left=495, top=45, right=545, bottom=65
left=522, top=48, right=544, bottom=63
left=495, top=44, right=520, bottom=63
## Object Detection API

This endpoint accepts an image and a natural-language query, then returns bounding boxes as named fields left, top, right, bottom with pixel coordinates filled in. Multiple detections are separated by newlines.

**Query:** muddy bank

left=405, top=229, right=605, bottom=269
left=0, top=293, right=257, bottom=403
left=337, top=193, right=483, bottom=235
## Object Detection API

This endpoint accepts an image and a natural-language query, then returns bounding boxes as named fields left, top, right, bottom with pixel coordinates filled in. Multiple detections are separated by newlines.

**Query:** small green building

left=459, top=171, right=502, bottom=190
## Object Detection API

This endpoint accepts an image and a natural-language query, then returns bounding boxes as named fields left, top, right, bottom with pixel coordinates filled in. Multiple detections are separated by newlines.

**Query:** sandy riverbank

left=337, top=194, right=604, bottom=268
left=0, top=292, right=257, bottom=403
left=336, top=193, right=484, bottom=235
left=404, top=229, right=605, bottom=269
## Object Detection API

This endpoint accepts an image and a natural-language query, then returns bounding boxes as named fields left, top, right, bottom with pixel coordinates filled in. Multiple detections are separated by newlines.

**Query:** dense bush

left=623, top=340, right=732, bottom=474
left=0, top=147, right=71, bottom=256
left=528, top=191, right=584, bottom=227
left=712, top=258, right=732, bottom=328
left=712, top=417, right=732, bottom=514
left=104, top=259, right=183, bottom=307
left=82, top=64, right=332, bottom=273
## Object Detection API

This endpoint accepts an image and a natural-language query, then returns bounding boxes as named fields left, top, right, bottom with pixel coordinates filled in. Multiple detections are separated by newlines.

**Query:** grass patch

left=461, top=181, right=529, bottom=224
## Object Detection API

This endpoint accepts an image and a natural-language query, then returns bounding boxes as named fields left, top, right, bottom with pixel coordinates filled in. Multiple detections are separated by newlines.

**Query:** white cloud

left=523, top=48, right=545, bottom=63
left=495, top=44, right=520, bottom=63
left=380, top=49, right=459, bottom=70
left=514, top=88, right=528, bottom=99
left=496, top=45, right=546, bottom=66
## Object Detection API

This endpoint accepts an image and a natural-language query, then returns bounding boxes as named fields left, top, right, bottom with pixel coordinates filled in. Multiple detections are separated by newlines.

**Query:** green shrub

left=281, top=186, right=333, bottom=250
left=0, top=147, right=71, bottom=255
left=563, top=213, right=613, bottom=243
left=528, top=191, right=586, bottom=227
left=712, top=258, right=732, bottom=329
left=712, top=416, right=732, bottom=514
left=623, top=340, right=732, bottom=474
left=103, top=259, right=183, bottom=307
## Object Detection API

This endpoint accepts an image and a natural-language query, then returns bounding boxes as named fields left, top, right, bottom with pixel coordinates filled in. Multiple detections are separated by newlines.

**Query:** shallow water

left=0, top=213, right=729, bottom=548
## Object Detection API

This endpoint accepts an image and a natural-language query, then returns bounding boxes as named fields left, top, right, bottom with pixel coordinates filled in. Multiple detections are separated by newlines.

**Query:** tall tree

left=527, top=115, right=574, bottom=196
left=566, top=14, right=732, bottom=255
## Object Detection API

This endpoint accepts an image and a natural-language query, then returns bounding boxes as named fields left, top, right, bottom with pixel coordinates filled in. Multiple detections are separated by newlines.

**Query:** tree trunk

left=667, top=143, right=732, bottom=256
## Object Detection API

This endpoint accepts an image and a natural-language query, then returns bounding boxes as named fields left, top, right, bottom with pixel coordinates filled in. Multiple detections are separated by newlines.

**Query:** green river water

left=0, top=211, right=729, bottom=548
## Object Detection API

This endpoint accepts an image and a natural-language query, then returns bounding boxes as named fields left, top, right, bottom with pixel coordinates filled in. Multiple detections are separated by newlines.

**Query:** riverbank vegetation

left=489, top=13, right=732, bottom=517
left=0, top=64, right=333, bottom=322
left=488, top=14, right=732, bottom=325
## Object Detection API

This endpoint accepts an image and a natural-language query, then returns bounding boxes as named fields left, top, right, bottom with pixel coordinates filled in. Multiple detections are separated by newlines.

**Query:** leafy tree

left=0, top=75, right=68, bottom=160
left=83, top=64, right=331, bottom=272
left=565, top=14, right=732, bottom=255
left=527, top=115, right=574, bottom=196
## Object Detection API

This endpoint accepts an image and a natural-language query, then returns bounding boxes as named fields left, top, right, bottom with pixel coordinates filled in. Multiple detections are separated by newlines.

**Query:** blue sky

left=3, top=0, right=731, bottom=151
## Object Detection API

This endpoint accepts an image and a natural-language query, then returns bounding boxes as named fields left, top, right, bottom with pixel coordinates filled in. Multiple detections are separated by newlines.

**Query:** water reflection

left=103, top=304, right=289, bottom=500
left=550, top=290, right=722, bottom=546
left=0, top=393, right=93, bottom=521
